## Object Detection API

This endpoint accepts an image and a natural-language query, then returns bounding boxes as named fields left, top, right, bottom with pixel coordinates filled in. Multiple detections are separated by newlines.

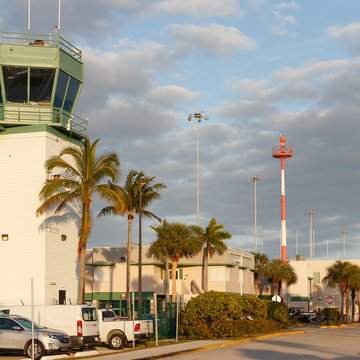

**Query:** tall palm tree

left=36, top=138, right=120, bottom=304
left=324, top=260, right=355, bottom=323
left=98, top=169, right=166, bottom=313
left=151, top=221, right=203, bottom=301
left=252, top=252, right=269, bottom=297
left=264, top=259, right=297, bottom=298
left=347, top=264, right=360, bottom=323
left=195, top=218, right=231, bottom=292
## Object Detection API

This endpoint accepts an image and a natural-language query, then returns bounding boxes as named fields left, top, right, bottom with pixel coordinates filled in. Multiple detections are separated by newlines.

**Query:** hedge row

left=179, top=291, right=290, bottom=339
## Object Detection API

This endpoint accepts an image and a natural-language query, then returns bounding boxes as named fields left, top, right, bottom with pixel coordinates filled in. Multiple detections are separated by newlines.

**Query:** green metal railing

left=0, top=105, right=87, bottom=135
left=0, top=31, right=82, bottom=61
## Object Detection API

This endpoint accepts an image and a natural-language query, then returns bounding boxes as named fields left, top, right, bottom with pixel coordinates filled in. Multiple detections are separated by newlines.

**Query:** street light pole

left=138, top=177, right=148, bottom=319
left=306, top=209, right=317, bottom=258
left=342, top=230, right=347, bottom=259
left=188, top=112, right=208, bottom=226
left=250, top=175, right=261, bottom=252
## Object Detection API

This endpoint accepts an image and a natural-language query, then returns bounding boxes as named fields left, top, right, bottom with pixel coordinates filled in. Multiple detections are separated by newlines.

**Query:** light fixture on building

left=61, top=234, right=67, bottom=241
left=1, top=234, right=9, bottom=241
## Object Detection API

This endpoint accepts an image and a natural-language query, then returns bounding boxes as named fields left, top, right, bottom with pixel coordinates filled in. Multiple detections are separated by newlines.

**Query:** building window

left=2, top=66, right=55, bottom=104
left=54, top=70, right=69, bottom=108
left=313, top=272, right=320, bottom=285
left=3, top=66, right=28, bottom=102
left=30, top=68, right=55, bottom=103
left=63, top=77, right=80, bottom=112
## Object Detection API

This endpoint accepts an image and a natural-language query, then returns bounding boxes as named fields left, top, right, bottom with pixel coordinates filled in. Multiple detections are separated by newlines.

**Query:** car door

left=0, top=318, right=27, bottom=350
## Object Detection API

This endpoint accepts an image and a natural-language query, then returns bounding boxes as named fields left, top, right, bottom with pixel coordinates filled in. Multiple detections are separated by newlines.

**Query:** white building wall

left=0, top=130, right=79, bottom=305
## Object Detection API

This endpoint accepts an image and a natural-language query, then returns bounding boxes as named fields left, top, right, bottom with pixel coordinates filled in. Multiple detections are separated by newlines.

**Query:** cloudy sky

left=2, top=0, right=360, bottom=260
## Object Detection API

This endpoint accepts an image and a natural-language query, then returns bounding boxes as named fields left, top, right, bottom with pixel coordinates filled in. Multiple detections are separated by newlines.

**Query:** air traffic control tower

left=0, top=31, right=87, bottom=305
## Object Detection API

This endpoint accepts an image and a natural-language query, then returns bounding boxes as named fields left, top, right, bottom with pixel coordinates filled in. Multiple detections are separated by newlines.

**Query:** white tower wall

left=0, top=129, right=79, bottom=305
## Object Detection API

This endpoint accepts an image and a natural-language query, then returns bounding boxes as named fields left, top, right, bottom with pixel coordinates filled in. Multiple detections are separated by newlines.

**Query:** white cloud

left=147, top=0, right=243, bottom=17
left=327, top=22, right=360, bottom=39
left=327, top=22, right=360, bottom=55
left=272, top=59, right=352, bottom=82
left=273, top=2, right=300, bottom=10
left=147, top=85, right=200, bottom=106
left=165, top=23, right=257, bottom=56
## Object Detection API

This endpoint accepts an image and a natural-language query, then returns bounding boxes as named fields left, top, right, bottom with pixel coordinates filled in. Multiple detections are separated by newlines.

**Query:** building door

left=59, top=290, right=66, bottom=305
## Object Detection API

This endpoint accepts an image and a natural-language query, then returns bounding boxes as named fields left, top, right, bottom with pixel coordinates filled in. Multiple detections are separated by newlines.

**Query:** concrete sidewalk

left=89, top=331, right=304, bottom=360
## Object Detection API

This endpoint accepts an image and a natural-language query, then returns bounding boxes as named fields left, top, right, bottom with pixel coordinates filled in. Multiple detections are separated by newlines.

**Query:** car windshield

left=14, top=317, right=42, bottom=330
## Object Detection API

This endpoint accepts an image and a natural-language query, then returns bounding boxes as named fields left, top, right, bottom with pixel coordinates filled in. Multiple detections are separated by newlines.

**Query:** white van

left=3, top=304, right=99, bottom=349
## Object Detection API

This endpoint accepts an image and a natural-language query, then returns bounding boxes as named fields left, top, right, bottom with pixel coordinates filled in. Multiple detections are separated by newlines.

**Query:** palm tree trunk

left=171, top=258, right=178, bottom=302
left=165, top=257, right=170, bottom=302
left=202, top=246, right=208, bottom=292
left=254, top=274, right=259, bottom=297
left=126, top=214, right=133, bottom=318
left=345, top=288, right=350, bottom=324
left=77, top=244, right=86, bottom=304
left=340, top=287, right=345, bottom=323
left=351, top=290, right=355, bottom=323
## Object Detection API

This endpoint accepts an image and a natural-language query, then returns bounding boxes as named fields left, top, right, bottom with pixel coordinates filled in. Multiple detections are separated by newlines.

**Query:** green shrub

left=321, top=308, right=340, bottom=325
left=266, top=301, right=290, bottom=328
left=179, top=291, right=287, bottom=339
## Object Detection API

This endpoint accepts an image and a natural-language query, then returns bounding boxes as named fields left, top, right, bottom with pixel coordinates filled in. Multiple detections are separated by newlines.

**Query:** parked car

left=0, top=314, right=71, bottom=360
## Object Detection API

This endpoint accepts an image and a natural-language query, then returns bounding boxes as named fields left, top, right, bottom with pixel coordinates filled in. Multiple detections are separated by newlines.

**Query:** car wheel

left=108, top=333, right=126, bottom=350
left=25, top=340, right=45, bottom=360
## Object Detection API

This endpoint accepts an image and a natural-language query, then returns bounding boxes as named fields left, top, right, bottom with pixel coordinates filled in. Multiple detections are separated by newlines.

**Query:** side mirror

left=12, top=326, right=22, bottom=331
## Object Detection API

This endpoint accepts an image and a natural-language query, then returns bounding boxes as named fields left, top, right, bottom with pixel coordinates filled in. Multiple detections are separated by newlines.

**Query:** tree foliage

left=150, top=221, right=203, bottom=301
left=36, top=137, right=120, bottom=304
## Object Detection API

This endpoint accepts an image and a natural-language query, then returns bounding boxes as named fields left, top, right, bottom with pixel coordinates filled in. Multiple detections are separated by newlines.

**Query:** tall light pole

left=188, top=112, right=208, bottom=226
left=138, top=177, right=148, bottom=318
left=342, top=230, right=347, bottom=259
left=306, top=209, right=317, bottom=258
left=250, top=175, right=261, bottom=252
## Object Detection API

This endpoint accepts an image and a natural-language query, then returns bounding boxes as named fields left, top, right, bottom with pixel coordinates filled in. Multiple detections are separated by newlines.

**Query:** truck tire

left=108, top=333, right=126, bottom=350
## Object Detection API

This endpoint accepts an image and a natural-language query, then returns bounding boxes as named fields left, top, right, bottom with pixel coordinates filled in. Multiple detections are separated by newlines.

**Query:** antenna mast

left=58, top=0, right=61, bottom=31
left=28, top=0, right=31, bottom=31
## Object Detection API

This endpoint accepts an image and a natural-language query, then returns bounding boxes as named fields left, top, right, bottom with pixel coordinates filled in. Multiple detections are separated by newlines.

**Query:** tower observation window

left=3, top=66, right=28, bottom=103
left=63, top=77, right=80, bottom=112
left=3, top=66, right=55, bottom=104
left=30, top=68, right=55, bottom=103
left=54, top=70, right=69, bottom=108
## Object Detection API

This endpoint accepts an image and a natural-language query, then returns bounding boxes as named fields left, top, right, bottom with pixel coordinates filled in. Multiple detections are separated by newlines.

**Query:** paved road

left=1, top=326, right=360, bottom=360
left=161, top=327, right=360, bottom=360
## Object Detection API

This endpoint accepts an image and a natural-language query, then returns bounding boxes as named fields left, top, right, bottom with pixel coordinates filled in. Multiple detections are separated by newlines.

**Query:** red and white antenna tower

left=273, top=136, right=293, bottom=263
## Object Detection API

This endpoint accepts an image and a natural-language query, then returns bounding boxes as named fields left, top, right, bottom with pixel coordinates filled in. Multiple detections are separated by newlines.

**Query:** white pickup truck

left=97, top=309, right=153, bottom=350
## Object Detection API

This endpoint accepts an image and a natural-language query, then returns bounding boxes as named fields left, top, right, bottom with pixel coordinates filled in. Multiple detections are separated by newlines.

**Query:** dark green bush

left=321, top=308, right=340, bottom=325
left=266, top=301, right=290, bottom=327
left=179, top=291, right=287, bottom=339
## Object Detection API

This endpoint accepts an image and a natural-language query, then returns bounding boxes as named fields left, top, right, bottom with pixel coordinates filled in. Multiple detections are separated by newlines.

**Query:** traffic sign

left=325, top=295, right=334, bottom=305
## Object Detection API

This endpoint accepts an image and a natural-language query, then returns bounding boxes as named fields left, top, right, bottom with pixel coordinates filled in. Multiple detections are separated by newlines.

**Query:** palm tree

left=264, top=259, right=297, bottom=299
left=98, top=169, right=166, bottom=314
left=324, top=260, right=355, bottom=323
left=150, top=221, right=203, bottom=301
left=148, top=233, right=171, bottom=302
left=347, top=264, right=360, bottom=323
left=36, top=138, right=120, bottom=304
left=195, top=218, right=231, bottom=292
left=252, top=252, right=269, bottom=297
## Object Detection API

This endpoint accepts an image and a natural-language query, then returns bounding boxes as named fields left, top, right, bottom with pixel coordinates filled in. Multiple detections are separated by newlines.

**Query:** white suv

left=0, top=314, right=71, bottom=360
